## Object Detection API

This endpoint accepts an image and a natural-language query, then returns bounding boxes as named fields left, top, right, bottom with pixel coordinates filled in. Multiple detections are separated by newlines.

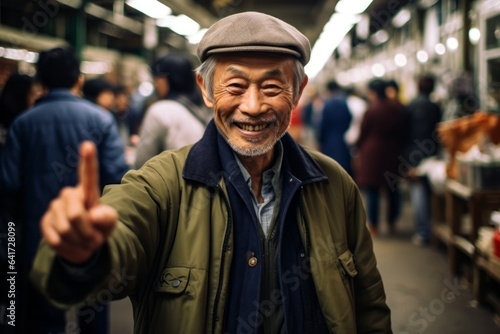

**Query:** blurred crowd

left=0, top=46, right=211, bottom=334
left=289, top=73, right=484, bottom=246
left=0, top=43, right=491, bottom=333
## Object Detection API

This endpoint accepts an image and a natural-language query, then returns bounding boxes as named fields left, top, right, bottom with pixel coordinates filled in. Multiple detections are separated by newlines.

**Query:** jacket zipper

left=298, top=187, right=311, bottom=256
left=211, top=184, right=233, bottom=334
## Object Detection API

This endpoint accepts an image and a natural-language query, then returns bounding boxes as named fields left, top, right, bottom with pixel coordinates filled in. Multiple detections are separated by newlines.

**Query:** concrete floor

left=109, top=188, right=500, bottom=333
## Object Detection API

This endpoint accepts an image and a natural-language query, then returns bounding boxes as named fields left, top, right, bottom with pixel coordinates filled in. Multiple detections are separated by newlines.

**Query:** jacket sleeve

left=347, top=182, right=392, bottom=333
left=30, top=160, right=170, bottom=308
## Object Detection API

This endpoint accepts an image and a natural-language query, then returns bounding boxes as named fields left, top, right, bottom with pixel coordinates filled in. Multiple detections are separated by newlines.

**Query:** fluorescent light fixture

left=4, top=48, right=27, bottom=61
left=157, top=14, right=200, bottom=36
left=306, top=13, right=360, bottom=79
left=416, top=50, right=429, bottom=63
left=392, top=9, right=411, bottom=28
left=394, top=53, right=407, bottom=67
left=335, top=0, right=373, bottom=15
left=156, top=15, right=174, bottom=27
left=0, top=47, right=5, bottom=57
left=25, top=52, right=39, bottom=63
left=188, top=28, right=208, bottom=44
left=446, top=37, right=459, bottom=51
left=370, top=29, right=389, bottom=45
left=371, top=63, right=385, bottom=77
left=435, top=43, right=446, bottom=55
left=126, top=0, right=171, bottom=19
left=469, top=28, right=481, bottom=45
left=81, top=61, right=111, bottom=74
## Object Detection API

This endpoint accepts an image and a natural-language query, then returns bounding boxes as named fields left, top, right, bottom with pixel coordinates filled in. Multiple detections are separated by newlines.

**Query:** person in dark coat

left=404, top=75, right=442, bottom=245
left=0, top=74, right=41, bottom=150
left=355, top=79, right=408, bottom=235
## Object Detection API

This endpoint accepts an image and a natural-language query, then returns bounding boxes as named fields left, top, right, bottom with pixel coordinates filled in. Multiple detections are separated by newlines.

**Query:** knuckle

left=59, top=187, right=73, bottom=198
left=66, top=207, right=84, bottom=222
left=48, top=199, right=61, bottom=212
left=57, top=223, right=72, bottom=237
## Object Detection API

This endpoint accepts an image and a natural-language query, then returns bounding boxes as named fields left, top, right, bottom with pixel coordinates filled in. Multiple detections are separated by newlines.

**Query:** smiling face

left=197, top=53, right=307, bottom=158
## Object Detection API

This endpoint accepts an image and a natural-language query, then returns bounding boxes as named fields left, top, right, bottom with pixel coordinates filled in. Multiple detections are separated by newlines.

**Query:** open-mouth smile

left=235, top=123, right=271, bottom=132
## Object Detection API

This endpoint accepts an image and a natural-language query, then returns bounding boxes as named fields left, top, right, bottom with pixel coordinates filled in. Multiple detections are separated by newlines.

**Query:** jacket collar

left=36, top=88, right=80, bottom=105
left=183, top=120, right=327, bottom=187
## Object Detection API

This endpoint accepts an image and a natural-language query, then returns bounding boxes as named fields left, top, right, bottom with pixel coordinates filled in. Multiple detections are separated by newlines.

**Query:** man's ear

left=294, top=75, right=309, bottom=108
left=196, top=73, right=213, bottom=108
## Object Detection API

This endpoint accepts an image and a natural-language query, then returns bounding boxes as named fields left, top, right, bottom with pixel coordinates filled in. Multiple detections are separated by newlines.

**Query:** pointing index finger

left=78, top=141, right=100, bottom=208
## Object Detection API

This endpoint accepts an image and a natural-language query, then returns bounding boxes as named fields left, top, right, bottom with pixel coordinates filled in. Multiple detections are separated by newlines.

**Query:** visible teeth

left=240, top=124, right=267, bottom=131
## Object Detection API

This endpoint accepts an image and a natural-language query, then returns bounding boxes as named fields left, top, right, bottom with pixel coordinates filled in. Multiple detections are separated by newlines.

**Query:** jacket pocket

left=338, top=249, right=358, bottom=278
left=155, top=267, right=191, bottom=295
left=338, top=249, right=357, bottom=310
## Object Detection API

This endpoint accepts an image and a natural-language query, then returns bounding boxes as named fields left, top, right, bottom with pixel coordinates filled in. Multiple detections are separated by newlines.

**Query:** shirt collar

left=183, top=120, right=327, bottom=187
left=234, top=141, right=283, bottom=188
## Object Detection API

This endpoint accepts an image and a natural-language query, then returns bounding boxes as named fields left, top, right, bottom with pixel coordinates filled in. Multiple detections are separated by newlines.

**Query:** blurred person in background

left=0, top=73, right=41, bottom=151
left=344, top=86, right=368, bottom=156
left=82, top=77, right=115, bottom=111
left=404, top=75, right=442, bottom=246
left=442, top=72, right=478, bottom=121
left=355, top=79, right=408, bottom=236
left=316, top=80, right=353, bottom=176
left=0, top=73, right=41, bottom=334
left=385, top=79, right=404, bottom=106
left=0, top=46, right=129, bottom=334
left=133, top=52, right=212, bottom=168
left=112, top=84, right=131, bottom=147
left=300, top=87, right=323, bottom=149
left=29, top=12, right=391, bottom=333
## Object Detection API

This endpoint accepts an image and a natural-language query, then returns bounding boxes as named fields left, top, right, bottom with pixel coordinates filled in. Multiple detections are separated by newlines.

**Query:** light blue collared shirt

left=234, top=142, right=283, bottom=237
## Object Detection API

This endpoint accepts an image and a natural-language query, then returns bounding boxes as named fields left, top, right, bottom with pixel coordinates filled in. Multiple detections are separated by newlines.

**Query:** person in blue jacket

left=317, top=80, right=353, bottom=176
left=0, top=46, right=129, bottom=334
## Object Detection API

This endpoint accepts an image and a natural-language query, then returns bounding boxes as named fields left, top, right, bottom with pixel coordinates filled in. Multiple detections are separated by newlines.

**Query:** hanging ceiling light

left=126, top=0, right=171, bottom=19
left=335, top=0, right=374, bottom=15
left=392, top=9, right=411, bottom=28
left=157, top=14, right=200, bottom=36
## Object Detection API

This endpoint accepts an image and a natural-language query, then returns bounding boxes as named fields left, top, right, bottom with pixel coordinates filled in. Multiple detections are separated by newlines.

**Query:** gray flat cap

left=197, top=11, right=311, bottom=65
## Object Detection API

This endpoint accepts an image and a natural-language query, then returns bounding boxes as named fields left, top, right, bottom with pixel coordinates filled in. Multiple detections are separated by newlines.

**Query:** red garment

left=355, top=99, right=408, bottom=187
left=290, top=107, right=303, bottom=126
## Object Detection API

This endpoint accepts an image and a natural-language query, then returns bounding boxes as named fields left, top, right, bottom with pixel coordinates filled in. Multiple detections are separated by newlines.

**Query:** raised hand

left=40, top=141, right=118, bottom=264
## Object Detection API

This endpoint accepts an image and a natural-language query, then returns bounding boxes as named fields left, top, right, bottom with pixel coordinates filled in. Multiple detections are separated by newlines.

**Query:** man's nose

left=240, top=87, right=266, bottom=116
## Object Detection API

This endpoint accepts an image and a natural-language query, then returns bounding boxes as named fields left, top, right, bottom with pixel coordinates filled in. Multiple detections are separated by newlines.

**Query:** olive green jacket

left=31, top=130, right=392, bottom=334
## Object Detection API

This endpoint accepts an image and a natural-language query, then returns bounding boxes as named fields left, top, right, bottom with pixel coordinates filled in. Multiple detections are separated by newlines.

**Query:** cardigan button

left=248, top=257, right=258, bottom=267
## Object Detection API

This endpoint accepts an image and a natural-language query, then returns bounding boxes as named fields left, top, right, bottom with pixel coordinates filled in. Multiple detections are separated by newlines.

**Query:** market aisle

left=372, top=188, right=500, bottom=334
left=109, top=187, right=500, bottom=334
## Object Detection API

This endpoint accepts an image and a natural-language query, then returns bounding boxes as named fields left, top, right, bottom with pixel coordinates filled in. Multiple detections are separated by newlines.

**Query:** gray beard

left=215, top=124, right=286, bottom=157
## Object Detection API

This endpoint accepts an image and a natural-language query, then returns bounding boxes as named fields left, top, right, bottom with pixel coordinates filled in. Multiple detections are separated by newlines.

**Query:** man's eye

left=263, top=85, right=282, bottom=95
left=227, top=83, right=245, bottom=93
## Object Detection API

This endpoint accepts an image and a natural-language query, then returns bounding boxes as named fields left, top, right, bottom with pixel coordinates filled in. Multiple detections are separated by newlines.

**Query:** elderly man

left=31, top=11, right=392, bottom=334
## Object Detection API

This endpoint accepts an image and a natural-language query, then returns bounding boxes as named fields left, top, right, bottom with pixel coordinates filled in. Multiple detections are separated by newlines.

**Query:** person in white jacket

left=134, top=53, right=212, bottom=168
